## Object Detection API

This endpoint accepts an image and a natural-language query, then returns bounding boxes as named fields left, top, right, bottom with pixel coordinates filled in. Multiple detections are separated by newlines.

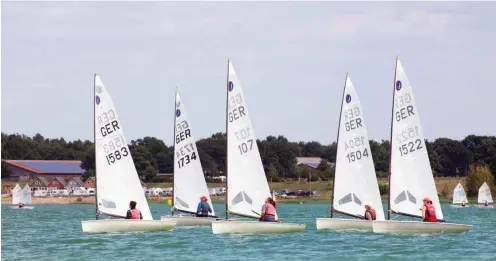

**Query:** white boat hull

left=10, top=206, right=35, bottom=209
left=475, top=204, right=494, bottom=208
left=373, top=220, right=471, bottom=234
left=212, top=220, right=306, bottom=234
left=450, top=204, right=470, bottom=208
left=81, top=219, right=177, bottom=233
left=316, top=218, right=372, bottom=231
left=160, top=215, right=219, bottom=227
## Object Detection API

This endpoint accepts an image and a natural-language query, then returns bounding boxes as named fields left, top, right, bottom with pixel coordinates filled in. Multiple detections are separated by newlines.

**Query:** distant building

left=296, top=157, right=334, bottom=170
left=3, top=160, right=85, bottom=182
left=47, top=177, right=67, bottom=189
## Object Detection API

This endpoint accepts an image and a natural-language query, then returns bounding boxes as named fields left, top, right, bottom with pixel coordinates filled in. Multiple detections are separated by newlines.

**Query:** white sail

left=173, top=90, right=215, bottom=216
left=20, top=184, right=32, bottom=204
left=227, top=61, right=276, bottom=219
left=11, top=184, right=22, bottom=205
left=389, top=58, right=443, bottom=220
left=94, top=74, right=152, bottom=220
left=452, top=183, right=468, bottom=204
left=477, top=182, right=494, bottom=204
left=333, top=76, right=385, bottom=220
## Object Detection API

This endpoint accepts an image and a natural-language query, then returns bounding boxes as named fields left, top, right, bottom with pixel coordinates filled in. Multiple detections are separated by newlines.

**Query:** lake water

left=1, top=203, right=495, bottom=261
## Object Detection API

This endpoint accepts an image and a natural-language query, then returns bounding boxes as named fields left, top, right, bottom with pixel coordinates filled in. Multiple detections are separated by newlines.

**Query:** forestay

left=333, top=76, right=384, bottom=220
left=21, top=184, right=32, bottom=205
left=478, top=182, right=494, bottom=204
left=389, top=59, right=444, bottom=220
left=12, top=184, right=22, bottom=205
left=452, top=183, right=468, bottom=204
left=94, top=75, right=152, bottom=220
left=227, top=61, right=276, bottom=219
left=173, top=90, right=215, bottom=215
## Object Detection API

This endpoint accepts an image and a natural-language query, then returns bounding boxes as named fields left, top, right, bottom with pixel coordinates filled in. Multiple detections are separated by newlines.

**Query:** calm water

left=1, top=203, right=495, bottom=261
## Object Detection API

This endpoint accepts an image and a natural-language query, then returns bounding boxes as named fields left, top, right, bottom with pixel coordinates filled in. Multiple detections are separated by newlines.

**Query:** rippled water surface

left=2, top=203, right=495, bottom=260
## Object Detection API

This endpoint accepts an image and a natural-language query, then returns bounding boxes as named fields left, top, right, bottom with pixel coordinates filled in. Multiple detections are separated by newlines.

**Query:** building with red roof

left=3, top=160, right=85, bottom=182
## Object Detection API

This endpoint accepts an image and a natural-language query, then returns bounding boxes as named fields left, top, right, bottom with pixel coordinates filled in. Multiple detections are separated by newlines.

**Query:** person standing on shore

left=126, top=201, right=142, bottom=220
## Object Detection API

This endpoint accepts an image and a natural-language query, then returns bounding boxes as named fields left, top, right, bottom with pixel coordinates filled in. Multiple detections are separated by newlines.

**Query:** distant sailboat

left=81, top=74, right=176, bottom=233
left=211, top=60, right=306, bottom=234
left=476, top=182, right=494, bottom=208
left=316, top=75, right=384, bottom=231
left=451, top=183, right=469, bottom=208
left=10, top=184, right=34, bottom=209
left=372, top=57, right=471, bottom=234
left=161, top=88, right=218, bottom=226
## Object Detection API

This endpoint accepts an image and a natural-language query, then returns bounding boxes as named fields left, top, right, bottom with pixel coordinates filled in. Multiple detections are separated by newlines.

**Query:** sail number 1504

left=346, top=148, right=369, bottom=163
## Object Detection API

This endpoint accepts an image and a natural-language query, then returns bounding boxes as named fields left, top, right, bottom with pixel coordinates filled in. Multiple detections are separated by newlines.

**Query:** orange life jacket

left=364, top=208, right=376, bottom=220
left=423, top=203, right=437, bottom=222
left=129, top=209, right=141, bottom=220
left=264, top=203, right=276, bottom=215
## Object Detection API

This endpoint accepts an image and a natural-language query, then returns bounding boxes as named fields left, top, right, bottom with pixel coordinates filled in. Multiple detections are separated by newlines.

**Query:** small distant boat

left=160, top=88, right=219, bottom=226
left=451, top=183, right=469, bottom=208
left=476, top=182, right=494, bottom=208
left=10, top=184, right=35, bottom=209
left=81, top=74, right=176, bottom=233
left=211, top=60, right=305, bottom=234
left=372, top=57, right=471, bottom=234
left=316, top=75, right=384, bottom=231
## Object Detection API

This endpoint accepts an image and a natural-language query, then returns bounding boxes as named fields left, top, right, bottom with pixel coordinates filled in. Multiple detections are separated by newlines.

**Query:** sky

left=1, top=1, right=495, bottom=145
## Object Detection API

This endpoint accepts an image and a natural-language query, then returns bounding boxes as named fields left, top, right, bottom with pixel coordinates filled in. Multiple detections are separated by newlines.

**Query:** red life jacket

left=423, top=203, right=437, bottom=222
left=364, top=208, right=376, bottom=220
left=129, top=209, right=141, bottom=220
left=264, top=203, right=276, bottom=215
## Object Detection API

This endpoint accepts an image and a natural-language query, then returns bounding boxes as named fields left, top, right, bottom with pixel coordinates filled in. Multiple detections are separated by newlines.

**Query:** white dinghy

left=211, top=60, right=305, bottom=235
left=476, top=182, right=494, bottom=208
left=316, top=75, right=384, bottom=231
left=81, top=74, right=176, bottom=233
left=372, top=57, right=471, bottom=234
left=160, top=89, right=219, bottom=226
left=10, top=184, right=34, bottom=209
left=451, top=183, right=469, bottom=208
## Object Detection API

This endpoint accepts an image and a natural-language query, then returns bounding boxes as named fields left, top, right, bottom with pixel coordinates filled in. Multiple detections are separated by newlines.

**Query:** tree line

left=1, top=132, right=495, bottom=185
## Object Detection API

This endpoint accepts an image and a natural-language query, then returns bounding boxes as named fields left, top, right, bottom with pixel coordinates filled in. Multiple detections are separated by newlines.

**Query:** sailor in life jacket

left=126, top=201, right=143, bottom=220
left=422, top=197, right=437, bottom=222
left=18, top=202, right=24, bottom=208
left=196, top=196, right=213, bottom=217
left=260, top=197, right=277, bottom=222
left=461, top=201, right=466, bottom=207
left=364, top=204, right=376, bottom=221
left=485, top=201, right=489, bottom=207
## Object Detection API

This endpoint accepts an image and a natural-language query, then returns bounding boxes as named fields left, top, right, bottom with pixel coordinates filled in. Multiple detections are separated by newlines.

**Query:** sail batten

left=332, top=76, right=385, bottom=220
left=389, top=59, right=444, bottom=220
left=94, top=75, right=153, bottom=220
left=226, top=61, right=276, bottom=220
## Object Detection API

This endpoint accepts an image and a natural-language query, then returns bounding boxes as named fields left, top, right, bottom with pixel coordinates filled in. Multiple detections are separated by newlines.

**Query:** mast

left=171, top=86, right=178, bottom=215
left=225, top=58, right=230, bottom=220
left=330, top=73, right=348, bottom=218
left=94, top=73, right=99, bottom=220
left=387, top=57, right=399, bottom=220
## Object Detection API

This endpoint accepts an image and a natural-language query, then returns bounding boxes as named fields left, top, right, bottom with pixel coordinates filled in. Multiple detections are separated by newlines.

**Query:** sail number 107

left=238, top=139, right=254, bottom=155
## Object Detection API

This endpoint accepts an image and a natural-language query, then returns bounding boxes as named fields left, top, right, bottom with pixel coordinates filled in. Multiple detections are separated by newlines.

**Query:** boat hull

left=81, top=219, right=177, bottom=233
left=475, top=204, right=494, bottom=208
left=372, top=220, right=471, bottom=234
left=10, top=206, right=35, bottom=209
left=450, top=204, right=470, bottom=208
left=212, top=220, right=306, bottom=234
left=160, top=215, right=218, bottom=227
left=316, top=218, right=372, bottom=231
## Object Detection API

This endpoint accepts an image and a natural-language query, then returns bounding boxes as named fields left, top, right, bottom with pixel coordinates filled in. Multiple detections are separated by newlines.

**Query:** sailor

left=422, top=197, right=437, bottom=222
left=260, top=197, right=277, bottom=222
left=196, top=196, right=212, bottom=217
left=126, top=201, right=142, bottom=220
left=485, top=201, right=489, bottom=207
left=461, top=201, right=466, bottom=207
left=364, top=204, right=377, bottom=221
left=18, top=202, right=24, bottom=208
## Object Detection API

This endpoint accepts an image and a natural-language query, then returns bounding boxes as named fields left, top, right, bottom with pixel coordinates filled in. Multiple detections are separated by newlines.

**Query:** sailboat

left=476, top=182, right=494, bottom=208
left=451, top=183, right=469, bottom=208
left=10, top=184, right=34, bottom=209
left=160, top=88, right=219, bottom=226
left=81, top=74, right=176, bottom=233
left=316, top=75, right=385, bottom=231
left=211, top=60, right=306, bottom=234
left=372, top=57, right=471, bottom=234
